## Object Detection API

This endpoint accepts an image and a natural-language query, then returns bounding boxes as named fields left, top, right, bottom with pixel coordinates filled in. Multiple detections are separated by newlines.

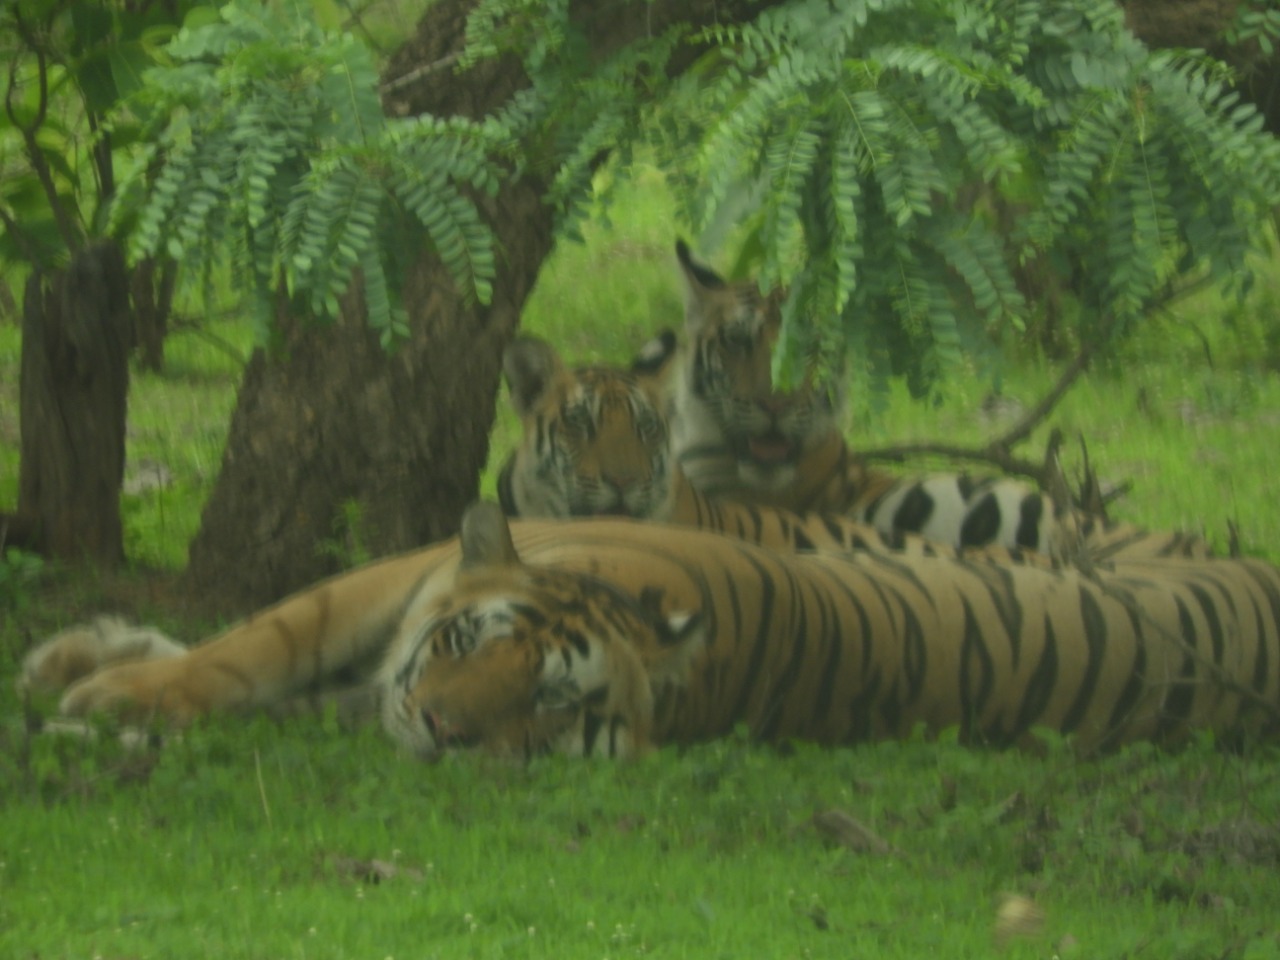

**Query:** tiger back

left=664, top=240, right=1211, bottom=562
left=56, top=503, right=1280, bottom=758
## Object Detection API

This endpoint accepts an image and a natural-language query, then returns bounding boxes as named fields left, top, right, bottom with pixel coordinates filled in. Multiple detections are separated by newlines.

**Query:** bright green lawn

left=2, top=166, right=1280, bottom=959
left=2, top=718, right=1278, bottom=959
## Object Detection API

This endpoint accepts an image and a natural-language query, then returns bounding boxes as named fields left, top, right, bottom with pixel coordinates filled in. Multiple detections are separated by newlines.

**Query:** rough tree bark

left=129, top=256, right=176, bottom=373
left=0, top=276, right=16, bottom=324
left=184, top=0, right=754, bottom=614
left=1123, top=0, right=1280, bottom=136
left=13, top=238, right=131, bottom=566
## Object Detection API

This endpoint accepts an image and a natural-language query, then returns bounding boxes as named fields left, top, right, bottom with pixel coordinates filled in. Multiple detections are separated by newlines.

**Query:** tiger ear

left=503, top=335, right=565, bottom=416
left=630, top=328, right=679, bottom=378
left=676, top=239, right=725, bottom=289
left=459, top=501, right=521, bottom=570
left=675, top=239, right=728, bottom=336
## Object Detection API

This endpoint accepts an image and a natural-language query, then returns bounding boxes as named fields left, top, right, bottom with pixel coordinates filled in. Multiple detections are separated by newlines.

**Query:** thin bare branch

left=993, top=333, right=1098, bottom=451
left=169, top=315, right=250, bottom=366
left=378, top=53, right=460, bottom=95
left=855, top=440, right=1046, bottom=482
left=858, top=318, right=1112, bottom=486
left=86, top=110, right=115, bottom=202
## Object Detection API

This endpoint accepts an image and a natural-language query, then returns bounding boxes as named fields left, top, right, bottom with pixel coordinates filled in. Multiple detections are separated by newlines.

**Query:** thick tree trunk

left=181, top=1, right=544, bottom=612
left=181, top=0, right=758, bottom=613
left=16, top=238, right=131, bottom=566
left=129, top=256, right=175, bottom=373
left=183, top=202, right=553, bottom=610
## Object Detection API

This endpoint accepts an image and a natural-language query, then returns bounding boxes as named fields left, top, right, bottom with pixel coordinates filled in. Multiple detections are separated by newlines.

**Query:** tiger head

left=499, top=334, right=678, bottom=520
left=381, top=502, right=705, bottom=759
left=671, top=240, right=843, bottom=498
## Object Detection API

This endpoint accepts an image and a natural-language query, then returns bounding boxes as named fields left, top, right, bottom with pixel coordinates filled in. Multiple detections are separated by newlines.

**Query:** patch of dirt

left=122, top=459, right=175, bottom=496
left=0, top=406, right=17, bottom=446
left=809, top=808, right=897, bottom=855
left=326, top=854, right=425, bottom=885
left=1178, top=817, right=1280, bottom=868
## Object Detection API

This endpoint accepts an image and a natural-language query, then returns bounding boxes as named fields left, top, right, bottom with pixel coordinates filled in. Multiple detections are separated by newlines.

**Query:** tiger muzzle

left=737, top=431, right=798, bottom=465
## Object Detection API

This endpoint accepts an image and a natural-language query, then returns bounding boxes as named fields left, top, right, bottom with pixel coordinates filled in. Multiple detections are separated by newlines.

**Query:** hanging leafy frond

left=818, top=123, right=864, bottom=316
left=110, top=0, right=509, bottom=342
left=927, top=212, right=1028, bottom=333
left=654, top=0, right=1280, bottom=397
left=108, top=0, right=1280, bottom=390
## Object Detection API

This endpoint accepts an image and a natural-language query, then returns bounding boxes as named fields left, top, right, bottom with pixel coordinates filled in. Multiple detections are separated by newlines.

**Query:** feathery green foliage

left=111, top=0, right=694, bottom=343
left=112, top=0, right=509, bottom=344
left=1227, top=1, right=1280, bottom=56
left=660, top=0, right=1280, bottom=396
left=462, top=0, right=687, bottom=239
left=107, top=0, right=1280, bottom=381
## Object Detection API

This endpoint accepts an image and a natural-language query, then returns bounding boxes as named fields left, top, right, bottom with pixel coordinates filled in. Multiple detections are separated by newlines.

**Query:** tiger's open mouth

left=741, top=433, right=798, bottom=465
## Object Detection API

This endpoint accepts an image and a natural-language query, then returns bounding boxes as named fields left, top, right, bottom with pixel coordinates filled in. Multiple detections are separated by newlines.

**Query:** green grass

left=2, top=718, right=1278, bottom=959
left=3, top=165, right=1280, bottom=958
left=121, top=318, right=257, bottom=570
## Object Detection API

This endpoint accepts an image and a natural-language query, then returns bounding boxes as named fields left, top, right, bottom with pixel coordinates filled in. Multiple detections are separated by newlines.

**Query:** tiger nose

left=420, top=708, right=440, bottom=739
left=756, top=394, right=790, bottom=416
left=601, top=467, right=639, bottom=491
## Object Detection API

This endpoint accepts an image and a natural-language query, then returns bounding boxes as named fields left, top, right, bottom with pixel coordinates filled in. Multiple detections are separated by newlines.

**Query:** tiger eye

left=561, top=405, right=595, bottom=435
left=635, top=409, right=664, bottom=440
left=719, top=328, right=755, bottom=355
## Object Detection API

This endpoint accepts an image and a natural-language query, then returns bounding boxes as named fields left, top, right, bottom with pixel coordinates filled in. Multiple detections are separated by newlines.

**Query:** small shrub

left=0, top=547, right=45, bottom=614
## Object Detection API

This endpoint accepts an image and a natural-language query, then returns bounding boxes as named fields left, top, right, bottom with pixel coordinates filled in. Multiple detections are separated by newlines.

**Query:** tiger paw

left=20, top=616, right=186, bottom=698
left=60, top=659, right=204, bottom=726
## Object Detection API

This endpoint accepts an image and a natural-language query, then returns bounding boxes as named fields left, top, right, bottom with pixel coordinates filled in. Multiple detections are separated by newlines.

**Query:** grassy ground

left=2, top=167, right=1280, bottom=958
left=2, top=717, right=1278, bottom=959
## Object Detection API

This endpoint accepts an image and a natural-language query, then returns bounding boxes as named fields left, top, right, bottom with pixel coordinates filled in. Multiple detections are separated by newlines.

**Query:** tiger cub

left=658, top=240, right=1210, bottom=562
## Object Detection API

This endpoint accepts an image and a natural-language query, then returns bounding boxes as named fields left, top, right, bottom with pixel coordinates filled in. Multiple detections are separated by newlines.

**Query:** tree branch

left=7, top=11, right=85, bottom=253
left=168, top=314, right=249, bottom=366
left=86, top=110, right=114, bottom=203
left=990, top=331, right=1098, bottom=451
left=856, top=439, right=1047, bottom=481
left=857, top=316, right=1113, bottom=487
left=378, top=53, right=460, bottom=96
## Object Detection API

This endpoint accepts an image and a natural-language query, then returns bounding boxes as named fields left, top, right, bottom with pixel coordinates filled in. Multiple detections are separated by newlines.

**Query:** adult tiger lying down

left=52, top=502, right=1280, bottom=757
